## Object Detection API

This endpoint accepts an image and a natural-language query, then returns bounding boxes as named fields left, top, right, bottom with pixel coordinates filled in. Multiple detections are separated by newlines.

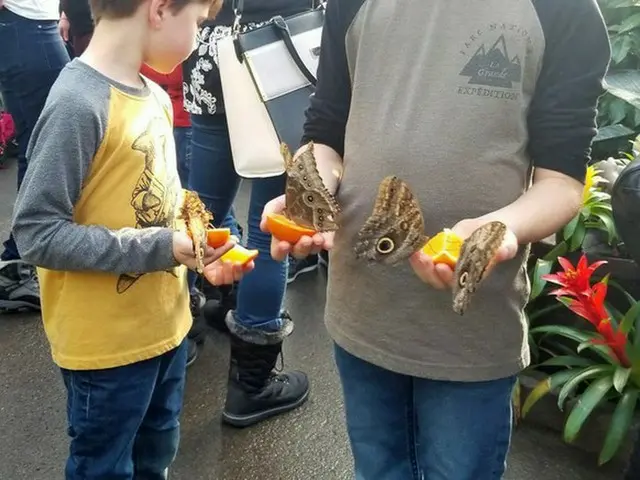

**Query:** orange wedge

left=206, top=228, right=231, bottom=248
left=422, top=229, right=463, bottom=268
left=265, top=213, right=316, bottom=244
left=220, top=244, right=259, bottom=266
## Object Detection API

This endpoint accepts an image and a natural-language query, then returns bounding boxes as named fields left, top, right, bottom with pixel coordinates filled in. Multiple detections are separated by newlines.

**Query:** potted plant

left=521, top=254, right=640, bottom=465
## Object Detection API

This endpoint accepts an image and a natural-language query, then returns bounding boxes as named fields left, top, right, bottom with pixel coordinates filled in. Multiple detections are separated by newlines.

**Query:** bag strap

left=272, top=15, right=317, bottom=86
left=231, top=0, right=324, bottom=31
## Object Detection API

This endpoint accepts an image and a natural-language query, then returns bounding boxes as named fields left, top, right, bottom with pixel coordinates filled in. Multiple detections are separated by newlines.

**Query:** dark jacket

left=60, top=0, right=94, bottom=37
left=182, top=0, right=315, bottom=116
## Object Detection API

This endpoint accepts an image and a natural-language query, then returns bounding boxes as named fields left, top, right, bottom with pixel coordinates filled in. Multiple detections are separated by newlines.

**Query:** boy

left=10, top=0, right=250, bottom=478
left=263, top=0, right=610, bottom=478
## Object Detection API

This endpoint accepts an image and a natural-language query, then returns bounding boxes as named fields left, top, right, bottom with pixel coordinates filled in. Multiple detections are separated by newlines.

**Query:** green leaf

left=614, top=366, right=632, bottom=393
left=605, top=70, right=640, bottom=110
left=594, top=212, right=618, bottom=244
left=563, top=214, right=580, bottom=240
left=563, top=376, right=615, bottom=443
left=599, top=389, right=639, bottom=465
left=594, top=123, right=636, bottom=142
left=530, top=325, right=619, bottom=364
left=529, top=259, right=554, bottom=300
left=522, top=370, right=577, bottom=418
left=617, top=12, right=640, bottom=34
left=542, top=240, right=569, bottom=261
left=557, top=365, right=614, bottom=410
left=536, top=355, right=594, bottom=369
left=620, top=300, right=640, bottom=336
left=569, top=220, right=587, bottom=251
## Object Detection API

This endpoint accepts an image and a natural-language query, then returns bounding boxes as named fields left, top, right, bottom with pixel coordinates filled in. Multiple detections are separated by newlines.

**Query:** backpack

left=611, top=159, right=640, bottom=265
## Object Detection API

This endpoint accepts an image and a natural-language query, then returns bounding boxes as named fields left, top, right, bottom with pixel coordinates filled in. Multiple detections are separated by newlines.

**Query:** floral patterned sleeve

left=182, top=22, right=267, bottom=116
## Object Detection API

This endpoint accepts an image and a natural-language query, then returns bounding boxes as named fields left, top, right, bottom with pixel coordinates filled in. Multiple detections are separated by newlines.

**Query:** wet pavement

left=0, top=158, right=627, bottom=479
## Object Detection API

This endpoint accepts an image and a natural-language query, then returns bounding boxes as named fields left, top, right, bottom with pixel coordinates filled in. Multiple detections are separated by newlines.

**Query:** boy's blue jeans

left=60, top=340, right=187, bottom=480
left=0, top=8, right=69, bottom=261
left=334, top=344, right=515, bottom=480
left=189, top=114, right=287, bottom=332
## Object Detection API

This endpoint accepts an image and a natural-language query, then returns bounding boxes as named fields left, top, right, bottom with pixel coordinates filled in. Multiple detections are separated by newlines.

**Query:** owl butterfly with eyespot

left=354, top=176, right=507, bottom=315
left=281, top=141, right=341, bottom=231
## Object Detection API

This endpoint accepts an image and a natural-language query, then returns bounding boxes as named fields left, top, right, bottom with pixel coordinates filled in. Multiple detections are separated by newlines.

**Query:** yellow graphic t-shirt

left=12, top=60, right=191, bottom=370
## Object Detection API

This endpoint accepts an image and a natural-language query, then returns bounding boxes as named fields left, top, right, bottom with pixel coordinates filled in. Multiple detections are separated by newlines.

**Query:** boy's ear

left=148, top=0, right=171, bottom=28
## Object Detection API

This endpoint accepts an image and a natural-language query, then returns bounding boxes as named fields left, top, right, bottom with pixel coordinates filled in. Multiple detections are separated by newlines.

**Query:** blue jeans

left=189, top=114, right=287, bottom=331
left=61, top=340, right=187, bottom=480
left=334, top=345, right=515, bottom=480
left=0, top=8, right=69, bottom=261
left=173, top=127, right=191, bottom=188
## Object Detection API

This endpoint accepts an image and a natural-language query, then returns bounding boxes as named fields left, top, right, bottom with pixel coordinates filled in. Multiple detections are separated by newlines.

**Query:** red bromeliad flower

left=542, top=254, right=607, bottom=298
left=595, top=318, right=630, bottom=366
left=544, top=255, right=631, bottom=367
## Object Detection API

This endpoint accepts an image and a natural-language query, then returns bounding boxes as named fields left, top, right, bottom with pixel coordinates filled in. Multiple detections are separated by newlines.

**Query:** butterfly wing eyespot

left=376, top=237, right=395, bottom=254
left=458, top=271, right=468, bottom=287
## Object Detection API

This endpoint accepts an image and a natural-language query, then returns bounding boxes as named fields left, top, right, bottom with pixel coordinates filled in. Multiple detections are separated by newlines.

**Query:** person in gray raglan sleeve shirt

left=261, top=0, right=611, bottom=478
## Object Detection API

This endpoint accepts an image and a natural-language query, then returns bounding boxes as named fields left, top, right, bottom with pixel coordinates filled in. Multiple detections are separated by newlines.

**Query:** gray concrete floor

left=0, top=157, right=627, bottom=479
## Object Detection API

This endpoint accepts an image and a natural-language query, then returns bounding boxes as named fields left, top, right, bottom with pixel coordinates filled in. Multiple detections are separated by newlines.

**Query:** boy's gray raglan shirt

left=302, top=0, right=611, bottom=380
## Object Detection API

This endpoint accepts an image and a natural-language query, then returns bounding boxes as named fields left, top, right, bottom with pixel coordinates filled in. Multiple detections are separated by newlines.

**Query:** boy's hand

left=203, top=258, right=255, bottom=286
left=260, top=194, right=335, bottom=262
left=172, top=231, right=234, bottom=271
left=409, top=218, right=518, bottom=289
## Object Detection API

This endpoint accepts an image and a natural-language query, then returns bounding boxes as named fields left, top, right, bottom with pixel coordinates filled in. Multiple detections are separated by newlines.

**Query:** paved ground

left=0, top=158, right=628, bottom=479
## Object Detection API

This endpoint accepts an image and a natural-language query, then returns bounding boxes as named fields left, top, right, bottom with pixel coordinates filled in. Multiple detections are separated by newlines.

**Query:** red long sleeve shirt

left=140, top=64, right=190, bottom=128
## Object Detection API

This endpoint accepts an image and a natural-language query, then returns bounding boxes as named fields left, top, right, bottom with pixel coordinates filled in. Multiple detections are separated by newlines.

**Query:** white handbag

left=217, top=1, right=325, bottom=178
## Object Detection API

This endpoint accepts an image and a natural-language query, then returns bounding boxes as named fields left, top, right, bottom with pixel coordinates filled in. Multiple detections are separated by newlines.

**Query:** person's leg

left=173, top=126, right=191, bottom=189
left=0, top=9, right=69, bottom=311
left=222, top=176, right=310, bottom=427
left=61, top=348, right=180, bottom=479
left=0, top=9, right=69, bottom=259
left=133, top=340, right=187, bottom=479
left=187, top=115, right=241, bottom=338
left=413, top=374, right=516, bottom=480
left=184, top=118, right=308, bottom=426
left=333, top=344, right=418, bottom=480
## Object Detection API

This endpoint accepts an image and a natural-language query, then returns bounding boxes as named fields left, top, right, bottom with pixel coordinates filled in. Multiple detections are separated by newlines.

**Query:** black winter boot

left=187, top=288, right=207, bottom=345
left=203, top=282, right=238, bottom=333
left=222, top=312, right=310, bottom=428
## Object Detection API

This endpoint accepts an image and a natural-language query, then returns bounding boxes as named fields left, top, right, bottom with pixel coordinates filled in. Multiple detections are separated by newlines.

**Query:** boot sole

left=0, top=299, right=40, bottom=312
left=221, top=387, right=310, bottom=428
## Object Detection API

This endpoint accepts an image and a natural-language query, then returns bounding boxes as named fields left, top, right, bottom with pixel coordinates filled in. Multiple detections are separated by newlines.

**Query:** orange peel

left=265, top=212, right=317, bottom=244
left=422, top=229, right=462, bottom=268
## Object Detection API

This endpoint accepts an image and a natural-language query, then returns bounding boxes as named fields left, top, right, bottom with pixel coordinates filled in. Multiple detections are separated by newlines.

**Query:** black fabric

left=302, top=0, right=611, bottom=180
left=526, top=0, right=611, bottom=181
left=612, top=160, right=640, bottom=265
left=60, top=0, right=94, bottom=38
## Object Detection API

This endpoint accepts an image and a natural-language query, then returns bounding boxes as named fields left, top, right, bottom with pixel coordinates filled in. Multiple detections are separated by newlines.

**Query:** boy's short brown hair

left=90, top=0, right=222, bottom=22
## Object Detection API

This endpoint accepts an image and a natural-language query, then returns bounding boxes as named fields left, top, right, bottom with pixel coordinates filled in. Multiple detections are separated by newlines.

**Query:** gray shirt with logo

left=302, top=0, right=611, bottom=381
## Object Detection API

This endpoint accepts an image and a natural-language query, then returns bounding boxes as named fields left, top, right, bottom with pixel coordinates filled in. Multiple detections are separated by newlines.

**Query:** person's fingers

left=434, top=263, right=455, bottom=288
left=207, top=241, right=234, bottom=262
left=270, top=237, right=291, bottom=262
left=260, top=195, right=286, bottom=232
left=291, top=235, right=314, bottom=258
left=409, top=252, right=448, bottom=290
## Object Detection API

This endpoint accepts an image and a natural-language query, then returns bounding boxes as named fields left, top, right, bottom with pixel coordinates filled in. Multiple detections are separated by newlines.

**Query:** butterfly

left=281, top=141, right=341, bottom=231
left=354, top=175, right=507, bottom=314
left=179, top=190, right=213, bottom=274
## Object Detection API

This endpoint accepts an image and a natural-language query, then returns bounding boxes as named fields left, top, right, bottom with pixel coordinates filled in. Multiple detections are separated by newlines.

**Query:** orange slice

left=265, top=213, right=316, bottom=244
left=220, top=244, right=259, bottom=266
left=422, top=229, right=463, bottom=268
left=206, top=228, right=231, bottom=248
